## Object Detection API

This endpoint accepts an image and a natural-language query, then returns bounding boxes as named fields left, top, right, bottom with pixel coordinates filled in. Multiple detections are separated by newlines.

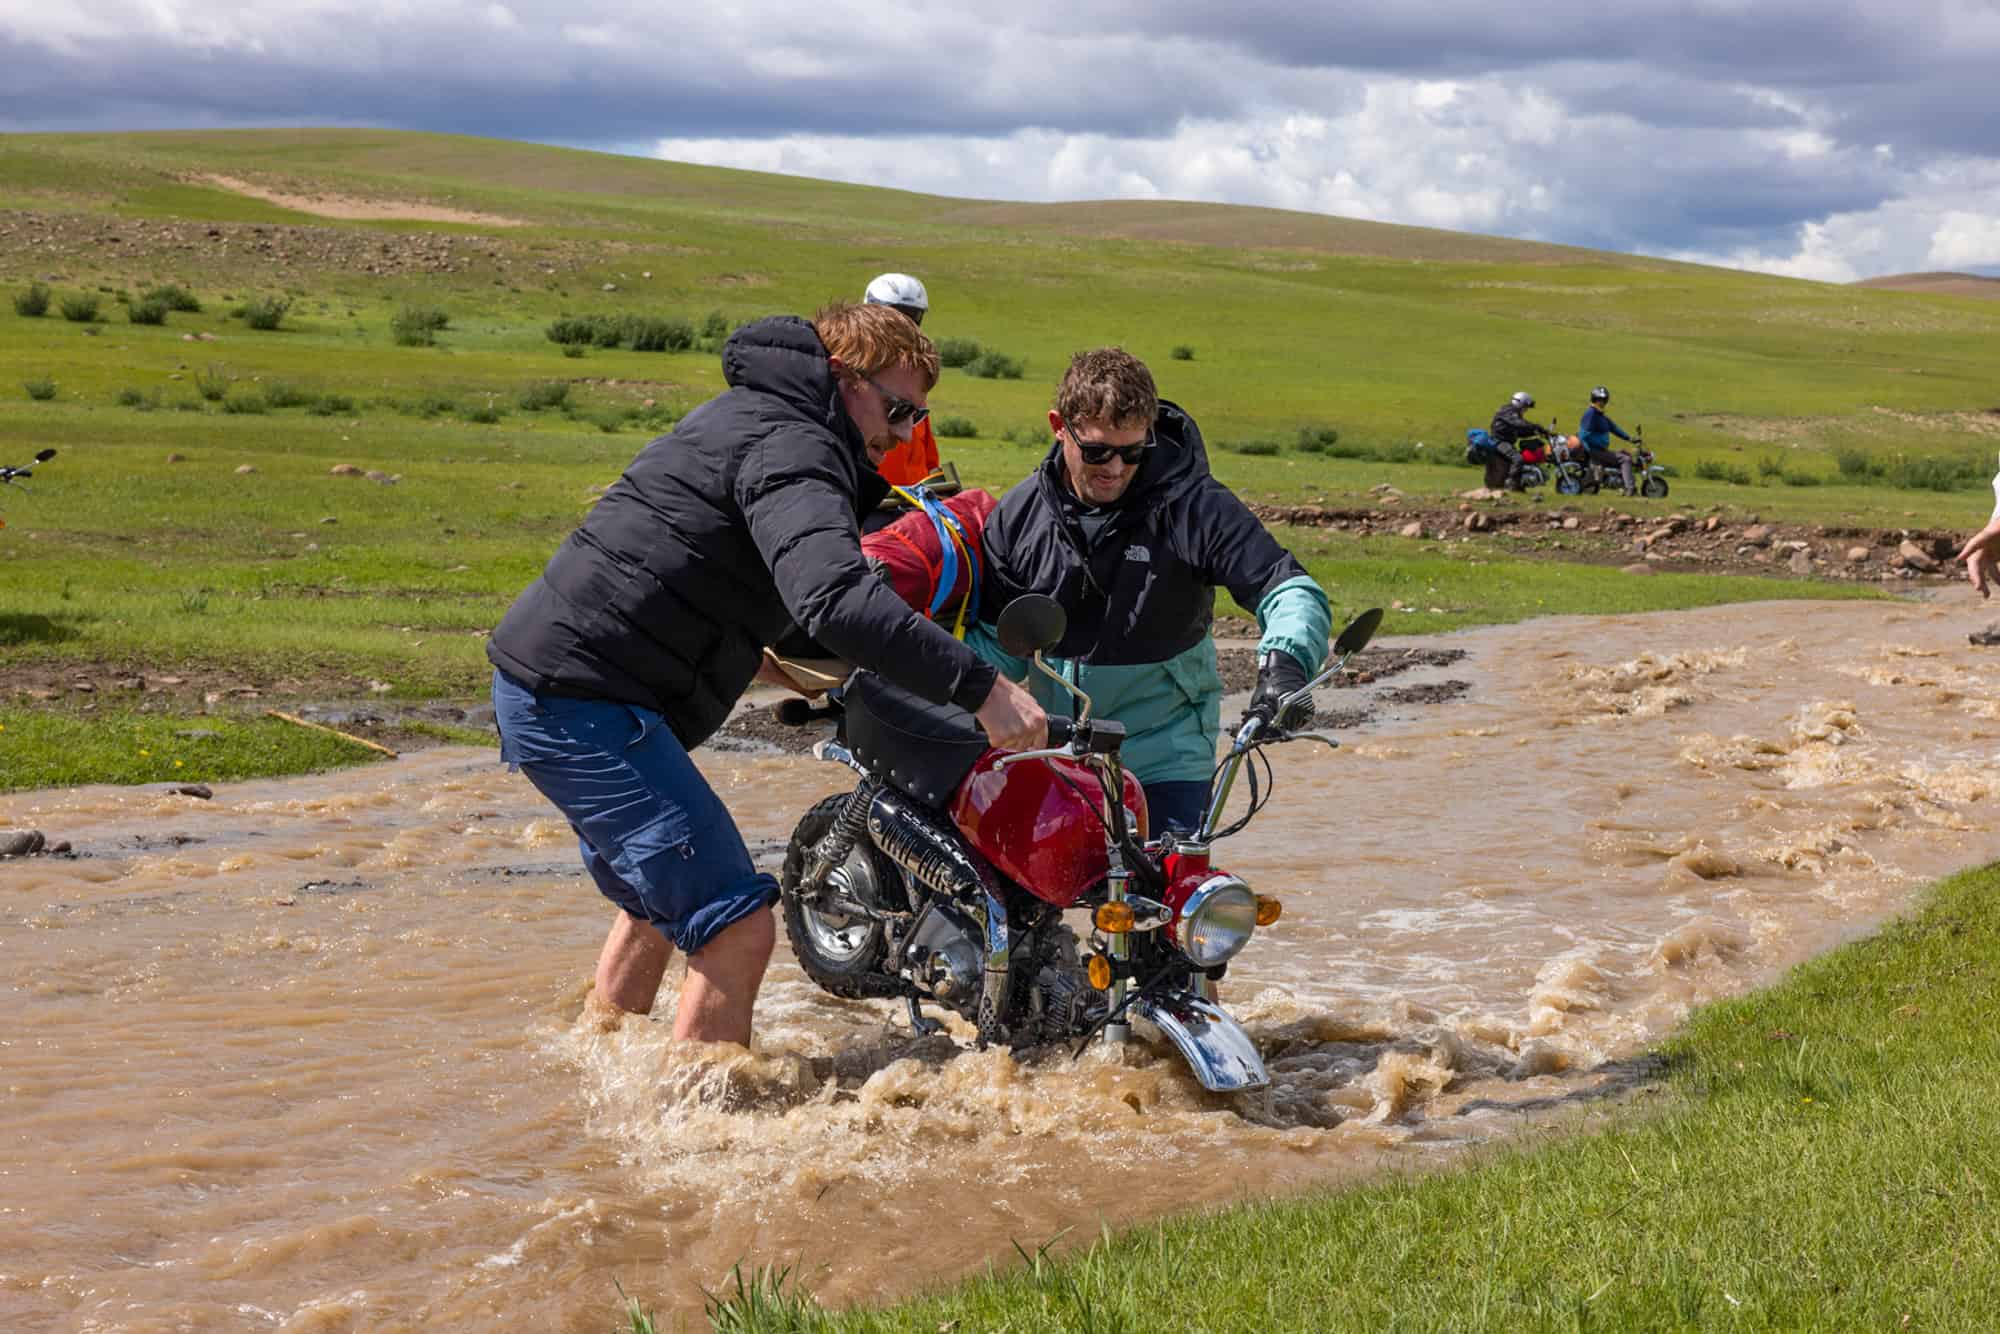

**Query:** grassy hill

left=3, top=128, right=1999, bottom=787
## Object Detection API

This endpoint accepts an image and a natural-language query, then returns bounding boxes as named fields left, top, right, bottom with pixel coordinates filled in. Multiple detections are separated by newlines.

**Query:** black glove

left=1244, top=651, right=1311, bottom=732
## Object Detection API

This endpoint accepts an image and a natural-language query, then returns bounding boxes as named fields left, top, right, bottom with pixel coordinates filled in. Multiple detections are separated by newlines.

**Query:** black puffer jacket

left=978, top=401, right=1308, bottom=665
left=487, top=317, right=997, bottom=747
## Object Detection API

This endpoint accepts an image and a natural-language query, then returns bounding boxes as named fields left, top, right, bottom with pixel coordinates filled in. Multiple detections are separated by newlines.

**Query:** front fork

left=1102, top=853, right=1132, bottom=1045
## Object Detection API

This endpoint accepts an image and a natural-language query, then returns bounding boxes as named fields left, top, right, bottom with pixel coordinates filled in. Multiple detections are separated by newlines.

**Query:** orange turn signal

left=1086, top=953, right=1114, bottom=990
left=1093, top=901, right=1136, bottom=934
left=1254, top=895, right=1283, bottom=926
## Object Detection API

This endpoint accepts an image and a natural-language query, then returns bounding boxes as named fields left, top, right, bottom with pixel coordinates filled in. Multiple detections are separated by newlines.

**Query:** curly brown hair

left=1054, top=347, right=1157, bottom=429
left=813, top=302, right=939, bottom=389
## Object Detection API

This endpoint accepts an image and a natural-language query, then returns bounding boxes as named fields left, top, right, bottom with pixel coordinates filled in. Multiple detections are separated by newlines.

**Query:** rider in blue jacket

left=1578, top=385, right=1636, bottom=495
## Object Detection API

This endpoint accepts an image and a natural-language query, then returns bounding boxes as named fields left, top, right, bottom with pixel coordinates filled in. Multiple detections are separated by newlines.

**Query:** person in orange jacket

left=864, top=273, right=941, bottom=486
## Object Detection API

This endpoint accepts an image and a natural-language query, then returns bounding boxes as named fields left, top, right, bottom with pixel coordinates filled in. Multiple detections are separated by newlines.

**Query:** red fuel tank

left=950, top=753, right=1147, bottom=907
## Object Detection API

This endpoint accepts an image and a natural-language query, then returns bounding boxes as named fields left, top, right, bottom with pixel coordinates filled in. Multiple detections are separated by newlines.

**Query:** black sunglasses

left=1064, top=422, right=1154, bottom=466
left=864, top=375, right=930, bottom=429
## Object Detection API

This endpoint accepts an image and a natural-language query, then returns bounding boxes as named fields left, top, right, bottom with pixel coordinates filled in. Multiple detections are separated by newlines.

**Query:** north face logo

left=1123, top=546, right=1151, bottom=563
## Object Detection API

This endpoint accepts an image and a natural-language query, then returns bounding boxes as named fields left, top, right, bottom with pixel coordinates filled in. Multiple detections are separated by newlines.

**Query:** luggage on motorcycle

left=1464, top=428, right=1495, bottom=464
left=860, top=487, right=998, bottom=639
left=843, top=670, right=991, bottom=806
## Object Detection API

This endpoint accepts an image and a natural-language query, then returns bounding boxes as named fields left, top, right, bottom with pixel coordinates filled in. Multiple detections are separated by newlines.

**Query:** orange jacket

left=876, top=416, right=940, bottom=486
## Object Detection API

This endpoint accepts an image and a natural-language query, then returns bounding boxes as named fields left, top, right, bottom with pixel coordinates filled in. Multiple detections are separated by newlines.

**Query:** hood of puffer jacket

left=721, top=315, right=866, bottom=456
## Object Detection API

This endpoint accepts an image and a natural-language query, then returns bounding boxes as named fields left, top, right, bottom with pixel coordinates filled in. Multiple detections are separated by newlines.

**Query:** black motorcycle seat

left=843, top=671, right=991, bottom=807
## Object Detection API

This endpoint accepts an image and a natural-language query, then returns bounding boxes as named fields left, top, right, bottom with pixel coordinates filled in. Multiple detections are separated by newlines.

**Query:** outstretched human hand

left=1957, top=521, right=2000, bottom=598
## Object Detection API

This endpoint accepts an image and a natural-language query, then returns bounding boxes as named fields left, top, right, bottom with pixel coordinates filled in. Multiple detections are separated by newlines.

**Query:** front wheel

left=779, top=793, right=910, bottom=999
left=1641, top=476, right=1670, bottom=498
left=1555, top=471, right=1582, bottom=496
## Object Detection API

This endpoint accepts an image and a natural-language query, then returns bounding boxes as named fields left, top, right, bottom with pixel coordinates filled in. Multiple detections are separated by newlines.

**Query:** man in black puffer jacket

left=488, top=305, right=1045, bottom=1045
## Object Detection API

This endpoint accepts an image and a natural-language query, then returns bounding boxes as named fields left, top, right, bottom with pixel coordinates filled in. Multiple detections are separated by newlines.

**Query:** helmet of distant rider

left=863, top=272, right=929, bottom=325
left=1510, top=390, right=1534, bottom=409
left=1590, top=385, right=1610, bottom=404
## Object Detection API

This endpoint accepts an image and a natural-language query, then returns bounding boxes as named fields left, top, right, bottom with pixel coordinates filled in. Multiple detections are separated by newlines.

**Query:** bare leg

left=673, top=907, right=776, bottom=1046
left=595, top=911, right=673, bottom=1014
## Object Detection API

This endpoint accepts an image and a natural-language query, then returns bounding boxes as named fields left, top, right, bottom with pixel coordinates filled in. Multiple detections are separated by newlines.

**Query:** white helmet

left=1510, top=390, right=1535, bottom=409
left=863, top=272, right=929, bottom=321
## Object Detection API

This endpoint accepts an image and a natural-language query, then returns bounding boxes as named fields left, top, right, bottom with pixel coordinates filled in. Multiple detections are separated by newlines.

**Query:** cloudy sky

left=4, top=1, right=1998, bottom=281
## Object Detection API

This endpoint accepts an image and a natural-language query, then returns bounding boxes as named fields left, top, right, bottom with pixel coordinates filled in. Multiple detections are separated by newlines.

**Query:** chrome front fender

left=1132, top=990, right=1269, bottom=1092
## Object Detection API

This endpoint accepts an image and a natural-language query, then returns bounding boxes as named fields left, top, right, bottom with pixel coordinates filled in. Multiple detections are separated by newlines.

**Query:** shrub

left=936, top=337, right=982, bottom=369
left=1224, top=439, right=1282, bottom=456
left=518, top=380, right=571, bottom=411
left=1294, top=426, right=1342, bottom=453
left=23, top=377, right=56, bottom=401
left=390, top=305, right=450, bottom=347
left=1000, top=423, right=1050, bottom=446
left=967, top=350, right=1025, bottom=380
left=306, top=393, right=355, bottom=417
left=242, top=296, right=290, bottom=331
left=172, top=397, right=203, bottom=412
left=1694, top=458, right=1753, bottom=486
left=193, top=366, right=230, bottom=402
left=934, top=415, right=979, bottom=439
left=402, top=392, right=458, bottom=418
left=561, top=343, right=587, bottom=359
left=700, top=309, right=730, bottom=341
left=625, top=315, right=695, bottom=353
left=59, top=294, right=100, bottom=323
left=461, top=399, right=504, bottom=425
left=1377, top=440, right=1424, bottom=463
left=545, top=315, right=600, bottom=346
left=1781, top=469, right=1824, bottom=486
left=114, top=387, right=161, bottom=410
left=1887, top=451, right=1990, bottom=492
left=1756, top=453, right=1786, bottom=479
left=1170, top=344, right=1195, bottom=361
left=13, top=283, right=50, bottom=317
left=127, top=296, right=170, bottom=325
left=1835, top=448, right=1886, bottom=480
left=143, top=284, right=201, bottom=312
left=221, top=389, right=268, bottom=414
left=263, top=381, right=316, bottom=409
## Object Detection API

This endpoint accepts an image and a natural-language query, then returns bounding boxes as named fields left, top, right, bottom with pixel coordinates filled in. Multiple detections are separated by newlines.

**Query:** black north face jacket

left=977, top=401, right=1310, bottom=665
left=487, top=317, right=997, bottom=747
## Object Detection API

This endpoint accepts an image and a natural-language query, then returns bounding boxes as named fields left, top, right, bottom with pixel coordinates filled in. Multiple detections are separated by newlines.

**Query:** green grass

left=0, top=705, right=394, bottom=791
left=692, top=861, right=2000, bottom=1331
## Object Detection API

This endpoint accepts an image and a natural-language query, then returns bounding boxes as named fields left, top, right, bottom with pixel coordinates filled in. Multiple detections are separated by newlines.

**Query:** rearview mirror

left=34, top=449, right=55, bottom=463
left=1333, top=607, right=1384, bottom=657
left=996, top=594, right=1067, bottom=657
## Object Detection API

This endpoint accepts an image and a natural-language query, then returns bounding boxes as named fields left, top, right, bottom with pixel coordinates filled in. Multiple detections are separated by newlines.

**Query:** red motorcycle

left=777, top=597, right=1383, bottom=1092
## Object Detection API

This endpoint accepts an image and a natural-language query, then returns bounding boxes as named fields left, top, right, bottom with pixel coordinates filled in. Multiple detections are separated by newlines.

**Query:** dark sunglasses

left=1065, top=422, right=1154, bottom=466
left=864, top=375, right=930, bottom=429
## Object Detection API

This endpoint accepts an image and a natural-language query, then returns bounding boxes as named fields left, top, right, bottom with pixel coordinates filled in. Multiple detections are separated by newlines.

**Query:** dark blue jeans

left=492, top=669, right=778, bottom=954
left=1144, top=780, right=1212, bottom=837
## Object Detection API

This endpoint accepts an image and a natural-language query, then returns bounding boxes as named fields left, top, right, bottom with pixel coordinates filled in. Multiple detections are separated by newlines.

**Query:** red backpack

left=861, top=487, right=999, bottom=638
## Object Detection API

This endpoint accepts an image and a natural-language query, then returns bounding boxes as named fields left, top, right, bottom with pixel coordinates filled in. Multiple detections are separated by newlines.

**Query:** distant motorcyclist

left=1489, top=391, right=1552, bottom=490
left=1577, top=385, right=1636, bottom=496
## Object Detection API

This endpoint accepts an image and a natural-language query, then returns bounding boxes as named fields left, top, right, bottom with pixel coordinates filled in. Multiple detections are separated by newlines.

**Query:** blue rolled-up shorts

left=491, top=668, right=778, bottom=954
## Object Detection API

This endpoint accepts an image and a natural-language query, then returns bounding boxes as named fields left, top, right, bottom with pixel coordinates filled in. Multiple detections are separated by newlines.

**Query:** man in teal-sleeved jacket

left=972, top=347, right=1332, bottom=834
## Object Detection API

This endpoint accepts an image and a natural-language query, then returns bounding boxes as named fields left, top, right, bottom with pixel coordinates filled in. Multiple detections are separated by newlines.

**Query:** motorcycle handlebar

left=1045, top=716, right=1074, bottom=747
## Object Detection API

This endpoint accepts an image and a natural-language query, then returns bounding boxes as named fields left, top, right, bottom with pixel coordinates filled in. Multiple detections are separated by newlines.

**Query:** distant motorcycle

left=0, top=448, right=55, bottom=529
left=775, top=595, right=1385, bottom=1093
left=1463, top=429, right=1547, bottom=489
left=1552, top=427, right=1668, bottom=498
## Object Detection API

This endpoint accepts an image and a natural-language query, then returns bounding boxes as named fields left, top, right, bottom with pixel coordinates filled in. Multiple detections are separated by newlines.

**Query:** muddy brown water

left=5, top=599, right=1998, bottom=1331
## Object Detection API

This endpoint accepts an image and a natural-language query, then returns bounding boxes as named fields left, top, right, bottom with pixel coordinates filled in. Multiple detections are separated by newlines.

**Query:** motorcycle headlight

left=1178, top=875, right=1258, bottom=967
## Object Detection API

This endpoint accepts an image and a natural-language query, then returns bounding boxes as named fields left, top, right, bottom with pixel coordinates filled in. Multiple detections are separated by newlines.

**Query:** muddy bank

left=1253, top=495, right=1969, bottom=582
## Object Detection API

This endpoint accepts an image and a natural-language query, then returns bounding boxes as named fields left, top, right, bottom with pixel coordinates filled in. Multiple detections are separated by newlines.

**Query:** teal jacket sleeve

left=1255, top=574, right=1331, bottom=678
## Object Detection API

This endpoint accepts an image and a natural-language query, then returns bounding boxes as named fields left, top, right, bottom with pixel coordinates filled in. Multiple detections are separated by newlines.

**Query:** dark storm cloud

left=0, top=18, right=1244, bottom=142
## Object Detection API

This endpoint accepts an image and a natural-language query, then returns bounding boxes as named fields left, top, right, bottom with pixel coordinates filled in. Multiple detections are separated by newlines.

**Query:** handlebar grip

left=1045, top=716, right=1075, bottom=747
